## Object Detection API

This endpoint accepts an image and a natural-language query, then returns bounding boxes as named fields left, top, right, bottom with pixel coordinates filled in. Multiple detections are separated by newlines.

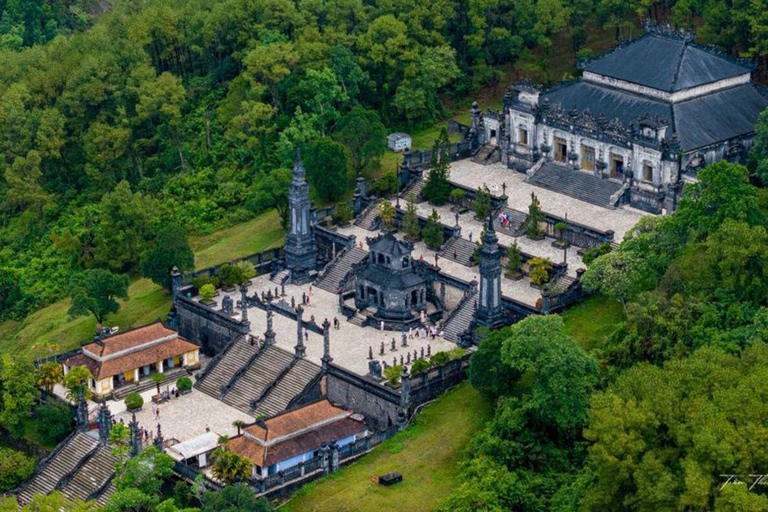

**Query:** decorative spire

left=76, top=386, right=88, bottom=432
left=293, top=148, right=306, bottom=183
left=483, top=213, right=498, bottom=246
left=129, top=413, right=141, bottom=456
left=154, top=423, right=164, bottom=451
left=264, top=302, right=276, bottom=346
left=295, top=306, right=306, bottom=358
left=98, top=401, right=112, bottom=443
left=240, top=283, right=249, bottom=324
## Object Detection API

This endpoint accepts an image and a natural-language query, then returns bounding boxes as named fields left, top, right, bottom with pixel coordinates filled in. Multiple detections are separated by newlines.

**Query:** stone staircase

left=443, top=292, right=477, bottom=342
left=402, top=178, right=425, bottom=201
left=528, top=162, right=623, bottom=208
left=270, top=268, right=290, bottom=285
left=315, top=247, right=367, bottom=293
left=547, top=274, right=577, bottom=295
left=221, top=346, right=294, bottom=415
left=196, top=335, right=259, bottom=399
left=60, top=445, right=117, bottom=503
left=254, top=358, right=321, bottom=418
left=18, top=432, right=99, bottom=505
left=471, top=144, right=498, bottom=165
left=441, top=236, right=477, bottom=267
left=354, top=204, right=380, bottom=231
left=494, top=207, right=528, bottom=237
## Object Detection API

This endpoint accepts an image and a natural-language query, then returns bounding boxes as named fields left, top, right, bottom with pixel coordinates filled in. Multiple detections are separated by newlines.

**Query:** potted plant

left=528, top=257, right=553, bottom=288
left=199, top=284, right=217, bottom=306
left=505, top=243, right=523, bottom=280
left=125, top=392, right=143, bottom=412
left=176, top=376, right=192, bottom=395
left=450, top=188, right=467, bottom=213
left=552, top=221, right=570, bottom=249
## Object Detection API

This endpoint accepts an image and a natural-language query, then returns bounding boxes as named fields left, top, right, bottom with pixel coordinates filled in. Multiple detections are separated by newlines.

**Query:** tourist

left=468, top=230, right=473, bottom=242
left=408, top=327, right=414, bottom=339
left=453, top=250, right=457, bottom=260
left=309, top=284, right=313, bottom=296
left=304, top=330, right=309, bottom=342
left=205, top=425, right=210, bottom=433
left=419, top=254, right=423, bottom=261
left=380, top=320, right=384, bottom=331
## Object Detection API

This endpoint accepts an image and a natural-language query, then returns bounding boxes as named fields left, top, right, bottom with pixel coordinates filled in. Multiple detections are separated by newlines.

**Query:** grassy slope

left=0, top=210, right=284, bottom=360
left=561, top=294, right=625, bottom=351
left=282, top=382, right=492, bottom=512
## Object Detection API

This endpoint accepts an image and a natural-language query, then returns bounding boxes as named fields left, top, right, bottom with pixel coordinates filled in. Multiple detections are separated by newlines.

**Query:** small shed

left=387, top=133, right=412, bottom=152
left=168, top=432, right=220, bottom=468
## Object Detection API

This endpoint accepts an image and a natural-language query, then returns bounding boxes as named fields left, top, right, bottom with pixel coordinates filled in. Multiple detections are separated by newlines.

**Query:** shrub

left=473, top=185, right=492, bottom=219
left=411, top=358, right=431, bottom=375
left=370, top=172, right=399, bottom=196
left=525, top=192, right=545, bottom=238
left=125, top=392, right=143, bottom=411
left=334, top=202, right=354, bottom=225
left=582, top=242, right=612, bottom=266
left=422, top=209, right=444, bottom=250
left=383, top=365, right=403, bottom=386
left=36, top=404, right=73, bottom=445
left=191, top=275, right=219, bottom=290
left=447, top=347, right=466, bottom=360
left=554, top=221, right=567, bottom=239
left=430, top=351, right=451, bottom=367
left=506, top=243, right=522, bottom=275
left=199, top=284, right=216, bottom=302
left=176, top=376, right=192, bottom=392
left=0, top=448, right=36, bottom=493
left=450, top=188, right=465, bottom=204
left=529, top=257, right=553, bottom=286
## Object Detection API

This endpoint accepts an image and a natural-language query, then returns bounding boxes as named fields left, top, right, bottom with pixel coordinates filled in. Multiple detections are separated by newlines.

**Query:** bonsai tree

left=402, top=195, right=421, bottom=240
left=377, top=199, right=396, bottom=230
left=199, top=284, right=216, bottom=302
left=505, top=242, right=522, bottom=278
left=554, top=221, right=566, bottom=241
left=125, top=392, right=143, bottom=412
left=176, top=376, right=192, bottom=393
left=411, top=358, right=431, bottom=375
left=422, top=129, right=452, bottom=205
left=422, top=209, right=444, bottom=250
left=383, top=365, right=403, bottom=386
left=151, top=372, right=165, bottom=394
left=450, top=188, right=465, bottom=208
left=524, top=192, right=545, bottom=239
left=528, top=257, right=553, bottom=286
left=334, top=202, right=354, bottom=225
left=473, top=185, right=492, bottom=220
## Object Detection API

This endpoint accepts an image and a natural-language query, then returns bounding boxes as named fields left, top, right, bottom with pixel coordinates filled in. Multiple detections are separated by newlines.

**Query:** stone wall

left=175, top=295, right=248, bottom=356
left=325, top=365, right=401, bottom=430
left=407, top=356, right=469, bottom=407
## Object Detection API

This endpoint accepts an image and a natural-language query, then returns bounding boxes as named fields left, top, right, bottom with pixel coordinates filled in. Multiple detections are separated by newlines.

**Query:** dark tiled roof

left=583, top=33, right=750, bottom=92
left=541, top=81, right=672, bottom=128
left=359, top=265, right=426, bottom=289
left=673, top=84, right=768, bottom=150
left=367, top=232, right=412, bottom=257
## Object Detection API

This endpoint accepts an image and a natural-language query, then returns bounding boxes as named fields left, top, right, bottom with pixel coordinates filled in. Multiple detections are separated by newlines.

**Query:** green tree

left=36, top=361, right=63, bottom=395
left=200, top=484, right=271, bottom=512
left=473, top=185, right=492, bottom=220
left=36, top=403, right=74, bottom=446
left=0, top=354, right=39, bottom=435
left=211, top=448, right=252, bottom=484
left=422, top=130, right=452, bottom=206
left=377, top=200, right=396, bottom=231
left=528, top=257, right=552, bottom=286
left=114, top=446, right=175, bottom=496
left=67, top=269, right=130, bottom=324
left=64, top=366, right=93, bottom=402
left=141, top=222, right=194, bottom=292
left=334, top=107, right=387, bottom=176
left=402, top=194, right=421, bottom=240
left=505, top=243, right=522, bottom=276
left=0, top=447, right=35, bottom=492
left=582, top=250, right=650, bottom=312
left=422, top=209, right=444, bottom=250
left=247, top=168, right=292, bottom=228
left=524, top=192, right=545, bottom=238
left=304, top=138, right=349, bottom=202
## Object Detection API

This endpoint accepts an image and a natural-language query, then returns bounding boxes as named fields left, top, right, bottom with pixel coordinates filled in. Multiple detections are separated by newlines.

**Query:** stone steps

left=354, top=205, right=380, bottom=230
left=315, top=247, right=367, bottom=293
left=60, top=445, right=117, bottom=503
left=548, top=274, right=577, bottom=295
left=18, top=432, right=98, bottom=505
left=222, top=346, right=294, bottom=415
left=471, top=144, right=498, bottom=165
left=443, top=292, right=477, bottom=342
left=196, top=336, right=258, bottom=399
left=528, top=162, right=622, bottom=208
left=402, top=179, right=425, bottom=201
left=494, top=207, right=528, bottom=237
left=270, top=269, right=290, bottom=285
left=441, top=236, right=477, bottom=267
left=255, top=359, right=321, bottom=418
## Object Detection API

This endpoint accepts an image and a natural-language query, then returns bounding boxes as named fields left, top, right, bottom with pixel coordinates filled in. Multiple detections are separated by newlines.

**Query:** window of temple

left=518, top=127, right=529, bottom=146
left=643, top=163, right=653, bottom=182
left=554, top=137, right=567, bottom=163
left=402, top=257, right=409, bottom=267
left=581, top=145, right=596, bottom=171
left=377, top=253, right=385, bottom=265
left=609, top=152, right=624, bottom=178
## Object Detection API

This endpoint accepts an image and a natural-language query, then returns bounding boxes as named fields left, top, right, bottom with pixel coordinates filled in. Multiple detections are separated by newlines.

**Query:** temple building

left=352, top=233, right=428, bottom=324
left=227, top=399, right=368, bottom=479
left=62, top=321, right=200, bottom=397
left=479, top=24, right=768, bottom=213
left=284, top=150, right=318, bottom=284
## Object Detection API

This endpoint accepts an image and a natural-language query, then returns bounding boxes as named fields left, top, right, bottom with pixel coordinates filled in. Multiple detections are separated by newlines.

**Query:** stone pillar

left=330, top=442, right=340, bottom=472
left=475, top=215, right=506, bottom=329
left=364, top=432, right=371, bottom=452
left=440, top=281, right=446, bottom=305
left=295, top=306, right=306, bottom=358
left=321, top=319, right=332, bottom=370
left=400, top=366, right=410, bottom=408
left=157, top=360, right=164, bottom=373
left=171, top=266, right=181, bottom=303
left=240, top=284, right=249, bottom=325
left=321, top=445, right=330, bottom=475
left=264, top=303, right=276, bottom=346
left=129, top=413, right=141, bottom=457
left=76, top=387, right=88, bottom=432
left=285, top=150, right=318, bottom=284
left=98, top=402, right=111, bottom=443
left=134, top=368, right=140, bottom=382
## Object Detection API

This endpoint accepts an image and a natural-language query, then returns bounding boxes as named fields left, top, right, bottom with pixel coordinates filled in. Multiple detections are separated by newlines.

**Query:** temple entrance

left=609, top=153, right=624, bottom=178
left=554, top=137, right=567, bottom=163
left=489, top=129, right=497, bottom=145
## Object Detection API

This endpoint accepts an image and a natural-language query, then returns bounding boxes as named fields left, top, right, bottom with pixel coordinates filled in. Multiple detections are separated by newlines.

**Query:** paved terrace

left=220, top=273, right=458, bottom=378
left=449, top=160, right=649, bottom=241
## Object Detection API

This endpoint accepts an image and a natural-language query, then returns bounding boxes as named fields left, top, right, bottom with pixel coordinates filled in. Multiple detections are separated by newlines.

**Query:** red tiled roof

left=229, top=417, right=365, bottom=467
left=82, top=321, right=177, bottom=357
left=244, top=400, right=348, bottom=442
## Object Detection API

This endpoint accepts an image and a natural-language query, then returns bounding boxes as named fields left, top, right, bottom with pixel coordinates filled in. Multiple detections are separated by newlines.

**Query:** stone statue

left=221, top=295, right=234, bottom=315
